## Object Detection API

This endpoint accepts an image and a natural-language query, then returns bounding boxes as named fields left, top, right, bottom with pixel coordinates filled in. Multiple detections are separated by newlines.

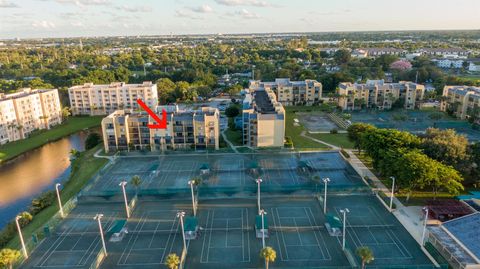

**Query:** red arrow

left=136, top=99, right=167, bottom=129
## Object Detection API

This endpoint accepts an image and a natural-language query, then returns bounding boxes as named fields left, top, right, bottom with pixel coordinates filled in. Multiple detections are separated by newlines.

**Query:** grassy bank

left=310, top=133, right=354, bottom=148
left=285, top=107, right=330, bottom=150
left=5, top=146, right=108, bottom=249
left=0, top=116, right=103, bottom=163
left=224, top=129, right=243, bottom=146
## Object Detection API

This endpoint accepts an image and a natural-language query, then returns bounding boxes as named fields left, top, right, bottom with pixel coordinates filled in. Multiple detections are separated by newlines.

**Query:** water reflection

left=0, top=132, right=86, bottom=228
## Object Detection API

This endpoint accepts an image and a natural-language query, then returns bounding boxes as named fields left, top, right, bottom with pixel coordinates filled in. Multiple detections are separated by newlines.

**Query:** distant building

left=249, top=79, right=322, bottom=106
left=351, top=49, right=368, bottom=58
left=337, top=80, right=425, bottom=110
left=68, top=82, right=158, bottom=116
left=242, top=88, right=285, bottom=148
left=366, top=48, right=407, bottom=57
left=417, top=48, right=470, bottom=57
left=101, top=106, right=219, bottom=152
left=441, top=86, right=480, bottom=120
left=433, top=58, right=465, bottom=69
left=0, top=88, right=62, bottom=144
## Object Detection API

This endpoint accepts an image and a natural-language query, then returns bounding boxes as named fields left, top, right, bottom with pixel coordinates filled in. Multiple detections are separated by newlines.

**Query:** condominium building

left=101, top=106, right=219, bottom=152
left=68, top=82, right=158, bottom=116
left=242, top=88, right=285, bottom=148
left=249, top=79, right=322, bottom=106
left=441, top=86, right=480, bottom=120
left=0, top=88, right=62, bottom=144
left=337, top=80, right=425, bottom=110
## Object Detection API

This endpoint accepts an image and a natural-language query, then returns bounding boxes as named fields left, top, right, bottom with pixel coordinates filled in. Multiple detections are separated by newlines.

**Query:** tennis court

left=21, top=204, right=123, bottom=269
left=351, top=110, right=480, bottom=141
left=297, top=112, right=342, bottom=132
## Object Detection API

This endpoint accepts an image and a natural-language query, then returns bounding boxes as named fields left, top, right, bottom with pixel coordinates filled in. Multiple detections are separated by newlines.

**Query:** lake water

left=0, top=132, right=86, bottom=229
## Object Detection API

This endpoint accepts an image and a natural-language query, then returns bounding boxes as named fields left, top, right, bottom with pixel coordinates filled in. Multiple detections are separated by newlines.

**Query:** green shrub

left=30, top=191, right=56, bottom=215
left=330, top=128, right=338, bottom=134
left=85, top=132, right=102, bottom=150
left=340, top=148, right=350, bottom=158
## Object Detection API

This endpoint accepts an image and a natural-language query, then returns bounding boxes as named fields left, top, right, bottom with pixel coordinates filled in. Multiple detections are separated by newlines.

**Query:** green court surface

left=19, top=152, right=437, bottom=269
left=351, top=110, right=480, bottom=141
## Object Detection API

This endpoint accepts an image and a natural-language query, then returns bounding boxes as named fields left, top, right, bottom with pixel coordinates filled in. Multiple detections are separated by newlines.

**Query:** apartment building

left=0, top=88, right=62, bottom=144
left=441, top=86, right=480, bottom=120
left=249, top=79, right=322, bottom=106
left=68, top=81, right=158, bottom=116
left=338, top=80, right=425, bottom=110
left=101, top=106, right=219, bottom=152
left=242, top=88, right=285, bottom=148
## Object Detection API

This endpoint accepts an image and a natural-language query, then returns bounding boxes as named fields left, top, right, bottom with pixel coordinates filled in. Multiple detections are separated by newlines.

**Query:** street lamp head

left=188, top=180, right=194, bottom=185
left=259, top=209, right=267, bottom=215
left=256, top=178, right=262, bottom=184
left=323, top=178, right=330, bottom=183
left=119, top=181, right=127, bottom=187
left=176, top=211, right=185, bottom=218
left=55, top=183, right=61, bottom=188
left=340, top=208, right=350, bottom=214
left=16, top=215, right=22, bottom=221
left=390, top=176, right=395, bottom=181
left=94, top=213, right=104, bottom=220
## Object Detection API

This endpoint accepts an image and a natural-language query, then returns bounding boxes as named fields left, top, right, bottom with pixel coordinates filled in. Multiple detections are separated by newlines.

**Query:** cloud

left=175, top=9, right=203, bottom=20
left=234, top=9, right=260, bottom=19
left=54, top=0, right=111, bottom=6
left=215, top=0, right=276, bottom=7
left=32, top=20, right=56, bottom=29
left=116, top=5, right=151, bottom=13
left=0, top=0, right=18, bottom=8
left=70, top=21, right=84, bottom=27
left=187, top=4, right=213, bottom=13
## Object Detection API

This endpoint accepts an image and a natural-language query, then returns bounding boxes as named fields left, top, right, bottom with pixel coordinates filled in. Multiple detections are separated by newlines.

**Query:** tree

left=334, top=50, right=351, bottom=65
left=130, top=175, right=142, bottom=195
left=69, top=149, right=80, bottom=159
left=225, top=105, right=240, bottom=118
left=0, top=248, right=21, bottom=269
left=346, top=123, right=375, bottom=152
left=156, top=78, right=176, bottom=104
left=165, top=253, right=180, bottom=269
left=17, top=212, right=32, bottom=228
left=61, top=107, right=71, bottom=121
left=421, top=128, right=469, bottom=170
left=260, top=246, right=276, bottom=269
left=356, top=246, right=374, bottom=269
left=85, top=133, right=102, bottom=150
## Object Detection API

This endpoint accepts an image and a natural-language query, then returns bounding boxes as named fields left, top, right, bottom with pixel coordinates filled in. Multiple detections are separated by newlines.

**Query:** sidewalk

left=221, top=130, right=239, bottom=153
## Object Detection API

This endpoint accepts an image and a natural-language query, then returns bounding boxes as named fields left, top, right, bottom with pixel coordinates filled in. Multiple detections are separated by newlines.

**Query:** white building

left=249, top=79, right=322, bottom=106
left=0, top=88, right=62, bottom=144
left=68, top=81, right=158, bottom=116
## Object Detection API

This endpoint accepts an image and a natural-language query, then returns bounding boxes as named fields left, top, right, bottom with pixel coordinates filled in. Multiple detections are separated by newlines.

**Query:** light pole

left=259, top=209, right=267, bottom=248
left=177, top=211, right=187, bottom=252
left=340, top=208, right=350, bottom=250
left=119, top=181, right=130, bottom=218
left=15, top=216, right=28, bottom=259
left=55, top=183, right=64, bottom=218
left=421, top=207, right=429, bottom=246
left=256, top=178, right=262, bottom=215
left=323, top=178, right=330, bottom=214
left=389, top=176, right=396, bottom=211
left=188, top=180, right=197, bottom=216
left=94, top=214, right=107, bottom=256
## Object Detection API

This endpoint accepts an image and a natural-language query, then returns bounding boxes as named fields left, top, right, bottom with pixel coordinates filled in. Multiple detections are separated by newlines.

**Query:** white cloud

left=116, top=5, right=151, bottom=13
left=32, top=20, right=56, bottom=29
left=54, top=0, right=111, bottom=6
left=215, top=0, right=275, bottom=7
left=0, top=0, right=18, bottom=8
left=175, top=9, right=203, bottom=20
left=70, top=21, right=84, bottom=27
left=234, top=9, right=260, bottom=19
left=188, top=4, right=213, bottom=13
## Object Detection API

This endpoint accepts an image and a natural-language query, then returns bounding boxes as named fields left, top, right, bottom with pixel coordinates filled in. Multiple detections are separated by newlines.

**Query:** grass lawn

left=0, top=116, right=103, bottom=163
left=224, top=128, right=243, bottom=146
left=6, top=145, right=108, bottom=249
left=310, top=133, right=354, bottom=148
left=284, top=107, right=330, bottom=150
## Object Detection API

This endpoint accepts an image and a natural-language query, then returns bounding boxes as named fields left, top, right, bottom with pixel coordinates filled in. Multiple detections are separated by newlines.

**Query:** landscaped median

left=0, top=116, right=103, bottom=163
left=1, top=145, right=108, bottom=252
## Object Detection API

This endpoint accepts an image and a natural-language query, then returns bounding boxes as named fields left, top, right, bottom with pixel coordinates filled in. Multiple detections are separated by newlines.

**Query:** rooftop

left=253, top=89, right=276, bottom=114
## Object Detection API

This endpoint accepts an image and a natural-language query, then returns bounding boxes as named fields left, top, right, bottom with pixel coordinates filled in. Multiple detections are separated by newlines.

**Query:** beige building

left=0, top=88, right=62, bottom=144
left=101, top=106, right=219, bottom=152
left=242, top=88, right=285, bottom=148
left=337, top=80, right=425, bottom=110
left=68, top=82, right=158, bottom=116
left=441, top=86, right=480, bottom=120
left=249, top=79, right=322, bottom=106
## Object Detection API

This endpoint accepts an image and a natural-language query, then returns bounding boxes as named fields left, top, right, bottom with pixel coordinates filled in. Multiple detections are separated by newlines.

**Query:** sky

left=1, top=0, right=480, bottom=39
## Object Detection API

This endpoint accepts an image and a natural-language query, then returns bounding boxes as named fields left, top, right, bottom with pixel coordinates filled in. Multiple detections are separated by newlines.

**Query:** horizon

left=2, top=0, right=480, bottom=39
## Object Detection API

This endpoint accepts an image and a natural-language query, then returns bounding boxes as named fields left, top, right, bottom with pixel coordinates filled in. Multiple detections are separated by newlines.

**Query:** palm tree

left=191, top=176, right=202, bottom=186
left=356, top=246, right=374, bottom=269
left=260, top=246, right=276, bottom=269
left=0, top=248, right=21, bottom=269
left=165, top=253, right=180, bottom=269
left=70, top=149, right=80, bottom=159
left=130, top=175, right=142, bottom=195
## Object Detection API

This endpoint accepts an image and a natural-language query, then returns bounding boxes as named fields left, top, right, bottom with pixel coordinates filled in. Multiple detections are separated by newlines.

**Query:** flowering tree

left=390, top=60, right=412, bottom=71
